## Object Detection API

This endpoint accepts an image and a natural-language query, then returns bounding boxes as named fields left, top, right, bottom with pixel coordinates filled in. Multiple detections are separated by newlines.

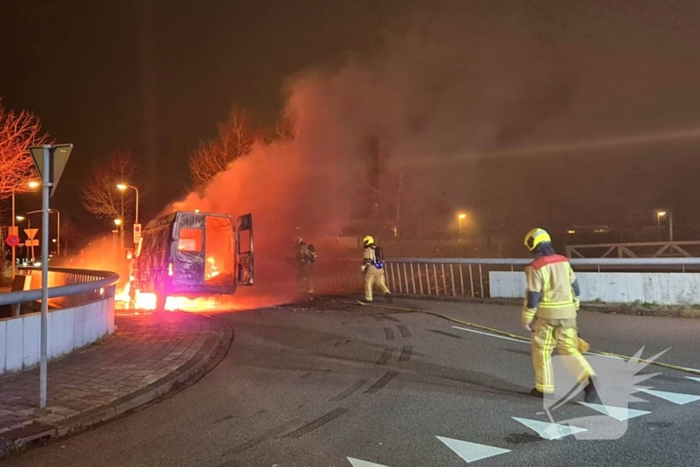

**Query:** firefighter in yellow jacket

left=362, top=236, right=392, bottom=303
left=522, top=228, right=600, bottom=402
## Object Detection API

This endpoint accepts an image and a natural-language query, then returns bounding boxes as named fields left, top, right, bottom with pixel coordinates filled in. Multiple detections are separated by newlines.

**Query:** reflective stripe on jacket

left=525, top=254, right=578, bottom=320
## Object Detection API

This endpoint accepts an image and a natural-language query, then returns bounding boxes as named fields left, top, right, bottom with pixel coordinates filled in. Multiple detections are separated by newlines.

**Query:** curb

left=0, top=314, right=232, bottom=455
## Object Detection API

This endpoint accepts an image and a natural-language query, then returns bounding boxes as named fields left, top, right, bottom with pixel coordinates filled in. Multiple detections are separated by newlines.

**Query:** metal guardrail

left=0, top=267, right=120, bottom=307
left=566, top=241, right=700, bottom=258
left=317, top=257, right=700, bottom=300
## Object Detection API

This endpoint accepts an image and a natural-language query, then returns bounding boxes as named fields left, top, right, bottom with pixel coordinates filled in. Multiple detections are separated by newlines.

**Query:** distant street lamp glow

left=116, top=184, right=140, bottom=247
left=28, top=181, right=40, bottom=189
left=114, top=219, right=122, bottom=226
left=457, top=213, right=468, bottom=256
left=657, top=211, right=666, bottom=241
left=16, top=216, right=25, bottom=222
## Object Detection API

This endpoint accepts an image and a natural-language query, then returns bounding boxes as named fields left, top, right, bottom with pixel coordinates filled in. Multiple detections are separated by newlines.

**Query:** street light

left=116, top=183, right=139, bottom=224
left=458, top=213, right=467, bottom=241
left=117, top=183, right=140, bottom=247
left=114, top=218, right=123, bottom=226
left=657, top=211, right=666, bottom=241
left=457, top=213, right=467, bottom=257
left=10, top=181, right=41, bottom=278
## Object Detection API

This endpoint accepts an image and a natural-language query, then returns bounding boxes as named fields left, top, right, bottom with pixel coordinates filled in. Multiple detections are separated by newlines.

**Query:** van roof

left=144, top=211, right=233, bottom=230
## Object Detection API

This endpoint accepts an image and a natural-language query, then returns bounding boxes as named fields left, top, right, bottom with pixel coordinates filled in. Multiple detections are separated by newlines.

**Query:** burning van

left=132, top=211, right=254, bottom=309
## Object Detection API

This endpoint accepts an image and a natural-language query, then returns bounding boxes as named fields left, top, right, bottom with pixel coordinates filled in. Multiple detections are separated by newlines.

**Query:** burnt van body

left=133, top=211, right=253, bottom=308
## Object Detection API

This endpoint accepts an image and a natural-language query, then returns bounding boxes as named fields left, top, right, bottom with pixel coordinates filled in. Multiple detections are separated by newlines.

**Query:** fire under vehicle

left=132, top=211, right=254, bottom=309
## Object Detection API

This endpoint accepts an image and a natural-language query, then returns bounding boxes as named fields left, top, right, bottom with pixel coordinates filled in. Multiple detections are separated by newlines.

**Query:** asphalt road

left=3, top=297, right=700, bottom=467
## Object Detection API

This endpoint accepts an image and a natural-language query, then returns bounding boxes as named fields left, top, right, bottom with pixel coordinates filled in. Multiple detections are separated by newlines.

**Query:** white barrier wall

left=489, top=271, right=700, bottom=305
left=0, top=297, right=115, bottom=375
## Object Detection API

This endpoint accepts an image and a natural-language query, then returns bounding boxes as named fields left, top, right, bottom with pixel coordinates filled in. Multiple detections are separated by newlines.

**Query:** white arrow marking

left=686, top=377, right=700, bottom=383
left=579, top=402, right=651, bottom=421
left=436, top=436, right=510, bottom=463
left=512, top=417, right=587, bottom=440
left=451, top=326, right=527, bottom=344
left=347, top=458, right=389, bottom=467
left=637, top=388, right=700, bottom=405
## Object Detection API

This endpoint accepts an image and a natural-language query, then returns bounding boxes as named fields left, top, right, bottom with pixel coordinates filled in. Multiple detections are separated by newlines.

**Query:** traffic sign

left=25, top=239, right=39, bottom=247
left=6, top=235, right=20, bottom=247
left=8, top=226, right=18, bottom=237
left=25, top=228, right=38, bottom=240
left=29, top=144, right=73, bottom=197
left=133, top=223, right=142, bottom=243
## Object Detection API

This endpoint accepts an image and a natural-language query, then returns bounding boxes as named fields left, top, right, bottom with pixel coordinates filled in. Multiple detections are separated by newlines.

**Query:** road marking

left=348, top=458, right=389, bottom=467
left=398, top=325, right=412, bottom=338
left=436, top=436, right=510, bottom=463
left=512, top=417, right=587, bottom=440
left=637, top=388, right=700, bottom=405
left=579, top=402, right=651, bottom=421
left=451, top=326, right=527, bottom=344
left=687, top=377, right=700, bottom=383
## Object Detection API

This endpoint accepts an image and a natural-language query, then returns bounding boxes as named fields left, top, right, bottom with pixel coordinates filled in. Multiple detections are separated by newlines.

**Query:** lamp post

left=117, top=183, right=139, bottom=246
left=657, top=211, right=666, bottom=241
left=458, top=213, right=467, bottom=256
left=10, top=181, right=40, bottom=278
left=26, top=209, right=60, bottom=256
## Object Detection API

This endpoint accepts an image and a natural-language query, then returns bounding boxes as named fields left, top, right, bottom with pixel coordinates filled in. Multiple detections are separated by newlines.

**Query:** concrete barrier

left=0, top=296, right=115, bottom=374
left=489, top=271, right=700, bottom=305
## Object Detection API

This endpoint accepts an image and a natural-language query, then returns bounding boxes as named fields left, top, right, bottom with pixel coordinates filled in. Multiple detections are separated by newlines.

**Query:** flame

left=205, top=257, right=220, bottom=280
left=131, top=291, right=228, bottom=312
left=115, top=278, right=132, bottom=303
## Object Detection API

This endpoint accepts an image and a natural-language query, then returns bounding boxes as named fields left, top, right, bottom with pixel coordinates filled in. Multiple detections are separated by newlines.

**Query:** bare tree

left=188, top=109, right=261, bottom=189
left=82, top=151, right=137, bottom=225
left=0, top=101, right=48, bottom=199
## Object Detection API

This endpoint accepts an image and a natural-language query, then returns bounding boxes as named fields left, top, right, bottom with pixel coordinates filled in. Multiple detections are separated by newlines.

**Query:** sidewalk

left=0, top=311, right=232, bottom=453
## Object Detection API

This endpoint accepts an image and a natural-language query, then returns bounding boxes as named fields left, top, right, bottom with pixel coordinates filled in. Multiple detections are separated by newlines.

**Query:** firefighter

left=522, top=228, right=600, bottom=402
left=294, top=238, right=316, bottom=299
left=361, top=235, right=392, bottom=303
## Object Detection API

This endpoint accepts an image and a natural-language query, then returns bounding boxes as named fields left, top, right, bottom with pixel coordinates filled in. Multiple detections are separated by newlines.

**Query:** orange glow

left=133, top=292, right=230, bottom=312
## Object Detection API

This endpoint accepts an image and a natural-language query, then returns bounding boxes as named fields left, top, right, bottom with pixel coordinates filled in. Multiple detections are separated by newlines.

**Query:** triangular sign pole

left=27, top=144, right=73, bottom=411
left=29, top=144, right=73, bottom=197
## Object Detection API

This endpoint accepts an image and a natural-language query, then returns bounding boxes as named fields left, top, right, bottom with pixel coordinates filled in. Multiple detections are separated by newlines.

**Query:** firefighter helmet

left=524, top=228, right=551, bottom=251
left=363, top=235, right=375, bottom=246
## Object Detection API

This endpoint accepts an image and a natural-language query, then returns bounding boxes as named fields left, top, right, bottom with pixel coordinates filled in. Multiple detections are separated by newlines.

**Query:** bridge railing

left=1, top=267, right=119, bottom=311
left=0, top=267, right=120, bottom=374
left=315, top=257, right=700, bottom=303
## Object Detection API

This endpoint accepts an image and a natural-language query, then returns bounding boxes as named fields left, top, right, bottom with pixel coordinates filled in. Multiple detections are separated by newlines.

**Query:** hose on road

left=341, top=300, right=700, bottom=377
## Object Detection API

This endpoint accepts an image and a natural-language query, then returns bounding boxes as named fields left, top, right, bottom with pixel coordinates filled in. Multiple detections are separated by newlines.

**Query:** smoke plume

left=169, top=0, right=700, bottom=304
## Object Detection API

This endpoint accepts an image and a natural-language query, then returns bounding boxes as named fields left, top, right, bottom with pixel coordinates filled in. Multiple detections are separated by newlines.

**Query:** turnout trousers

left=531, top=317, right=595, bottom=393
left=364, top=266, right=390, bottom=301
left=298, top=263, right=313, bottom=294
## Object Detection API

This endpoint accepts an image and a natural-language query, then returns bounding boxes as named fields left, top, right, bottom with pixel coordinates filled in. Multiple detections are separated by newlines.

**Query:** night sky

left=0, top=0, right=411, bottom=231
left=3, top=0, right=700, bottom=241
